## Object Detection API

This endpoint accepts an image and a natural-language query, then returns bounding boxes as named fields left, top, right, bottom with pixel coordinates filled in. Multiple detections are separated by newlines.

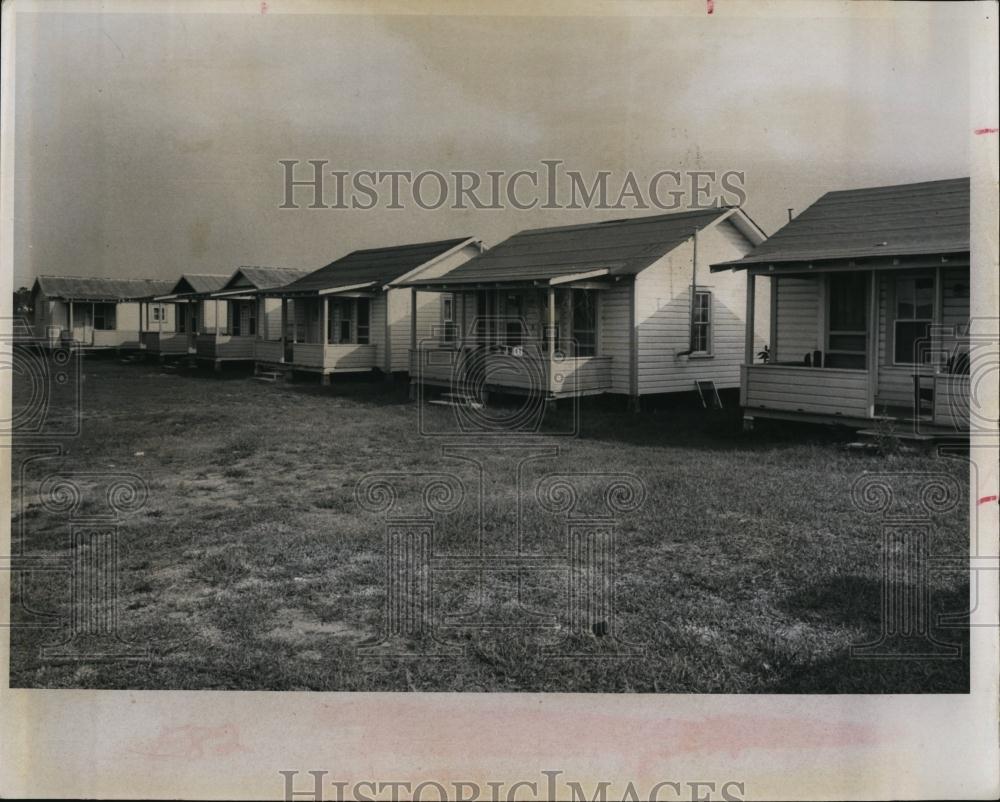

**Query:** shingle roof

left=33, top=276, right=175, bottom=301
left=713, top=177, right=969, bottom=270
left=405, top=208, right=733, bottom=286
left=167, top=273, right=232, bottom=295
left=271, top=238, right=474, bottom=294
left=221, top=266, right=311, bottom=291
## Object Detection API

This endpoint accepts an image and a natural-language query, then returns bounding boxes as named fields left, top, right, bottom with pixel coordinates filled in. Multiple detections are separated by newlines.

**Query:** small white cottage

left=711, top=177, right=971, bottom=432
left=140, top=274, right=230, bottom=358
left=259, top=237, right=481, bottom=382
left=405, top=207, right=769, bottom=409
left=31, top=276, right=174, bottom=350
left=195, top=266, right=310, bottom=370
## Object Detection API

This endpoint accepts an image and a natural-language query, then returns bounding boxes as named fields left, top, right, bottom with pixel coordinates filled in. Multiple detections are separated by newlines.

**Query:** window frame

left=891, top=273, right=935, bottom=366
left=441, top=294, right=456, bottom=344
left=570, top=288, right=600, bottom=358
left=93, top=302, right=117, bottom=331
left=690, top=289, right=712, bottom=357
left=356, top=298, right=370, bottom=345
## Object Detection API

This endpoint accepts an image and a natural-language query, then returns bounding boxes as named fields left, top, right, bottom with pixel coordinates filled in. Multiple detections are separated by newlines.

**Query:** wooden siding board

left=635, top=219, right=767, bottom=395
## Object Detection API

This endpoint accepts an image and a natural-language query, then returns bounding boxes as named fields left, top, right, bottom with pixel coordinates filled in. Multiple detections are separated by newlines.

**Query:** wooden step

left=856, top=428, right=938, bottom=442
left=430, top=393, right=484, bottom=409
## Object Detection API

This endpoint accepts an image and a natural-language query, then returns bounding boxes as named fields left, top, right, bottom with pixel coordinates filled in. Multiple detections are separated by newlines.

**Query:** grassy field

left=9, top=355, right=970, bottom=692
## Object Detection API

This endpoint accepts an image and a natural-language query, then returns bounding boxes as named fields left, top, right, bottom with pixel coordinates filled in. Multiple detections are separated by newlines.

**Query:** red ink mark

left=707, top=0, right=715, bottom=13
left=974, top=127, right=998, bottom=135
left=129, top=724, right=246, bottom=759
left=260, top=1, right=268, bottom=14
left=978, top=495, right=998, bottom=505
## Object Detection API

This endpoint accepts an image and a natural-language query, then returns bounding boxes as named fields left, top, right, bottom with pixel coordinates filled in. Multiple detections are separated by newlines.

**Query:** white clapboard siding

left=934, top=374, right=970, bottom=429
left=385, top=244, right=480, bottom=372
left=635, top=218, right=768, bottom=395
left=262, top=297, right=284, bottom=340
left=600, top=280, right=632, bottom=394
left=773, top=276, right=820, bottom=362
left=745, top=365, right=869, bottom=417
left=387, top=288, right=444, bottom=371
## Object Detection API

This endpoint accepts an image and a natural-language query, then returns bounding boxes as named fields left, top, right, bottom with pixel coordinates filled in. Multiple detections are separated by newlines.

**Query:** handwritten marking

left=974, top=127, right=998, bottom=135
left=707, top=0, right=715, bottom=13
left=260, top=1, right=268, bottom=14
left=978, top=495, right=998, bottom=505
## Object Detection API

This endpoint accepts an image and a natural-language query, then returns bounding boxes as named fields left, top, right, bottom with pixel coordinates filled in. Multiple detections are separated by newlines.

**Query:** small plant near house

left=757, top=344, right=771, bottom=364
left=872, top=410, right=902, bottom=457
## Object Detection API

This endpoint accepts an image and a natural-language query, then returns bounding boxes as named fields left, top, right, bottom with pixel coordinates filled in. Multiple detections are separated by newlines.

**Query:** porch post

left=215, top=299, right=221, bottom=335
left=744, top=271, right=755, bottom=365
left=410, top=287, right=418, bottom=351
left=409, top=287, right=418, bottom=400
left=547, top=286, right=556, bottom=360
left=68, top=299, right=74, bottom=343
left=280, top=297, right=288, bottom=363
left=933, top=264, right=943, bottom=369
left=867, top=270, right=879, bottom=418
left=460, top=291, right=467, bottom=348
left=321, top=296, right=329, bottom=345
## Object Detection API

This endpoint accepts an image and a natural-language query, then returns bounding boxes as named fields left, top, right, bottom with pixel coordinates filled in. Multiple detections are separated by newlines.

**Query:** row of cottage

left=29, top=178, right=972, bottom=431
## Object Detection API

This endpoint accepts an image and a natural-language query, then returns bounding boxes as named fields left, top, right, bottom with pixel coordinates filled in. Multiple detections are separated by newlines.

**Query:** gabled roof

left=712, top=177, right=970, bottom=271
left=270, top=237, right=476, bottom=295
left=405, top=207, right=755, bottom=286
left=165, top=273, right=231, bottom=296
left=219, top=266, right=311, bottom=292
left=32, top=275, right=174, bottom=301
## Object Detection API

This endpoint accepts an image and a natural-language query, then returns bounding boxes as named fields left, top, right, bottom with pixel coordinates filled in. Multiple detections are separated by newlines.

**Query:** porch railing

left=254, top=340, right=284, bottom=364
left=293, top=343, right=377, bottom=371
left=141, top=331, right=188, bottom=354
left=742, top=364, right=870, bottom=418
left=410, top=347, right=613, bottom=397
left=196, top=333, right=256, bottom=360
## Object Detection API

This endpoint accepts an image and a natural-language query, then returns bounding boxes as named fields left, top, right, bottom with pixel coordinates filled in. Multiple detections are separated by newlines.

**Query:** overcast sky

left=12, top=2, right=980, bottom=286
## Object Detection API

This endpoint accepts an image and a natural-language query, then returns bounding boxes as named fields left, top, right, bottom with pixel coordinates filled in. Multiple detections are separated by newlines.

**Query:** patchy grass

left=9, top=355, right=969, bottom=692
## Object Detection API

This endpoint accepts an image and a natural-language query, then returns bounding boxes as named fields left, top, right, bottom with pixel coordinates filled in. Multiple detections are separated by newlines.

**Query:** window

left=150, top=304, right=166, bottom=323
left=691, top=290, right=711, bottom=354
left=228, top=302, right=254, bottom=336
left=572, top=289, right=598, bottom=357
left=826, top=273, right=868, bottom=368
left=356, top=299, right=370, bottom=344
left=327, top=299, right=369, bottom=344
left=504, top=292, right=524, bottom=347
left=441, top=295, right=456, bottom=344
left=893, top=275, right=934, bottom=364
left=93, top=303, right=116, bottom=331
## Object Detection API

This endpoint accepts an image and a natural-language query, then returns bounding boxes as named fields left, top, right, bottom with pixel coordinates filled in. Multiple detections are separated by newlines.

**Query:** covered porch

left=406, top=277, right=615, bottom=400
left=60, top=299, right=137, bottom=348
left=139, top=297, right=197, bottom=356
left=194, top=292, right=260, bottom=364
left=739, top=258, right=971, bottom=430
left=259, top=286, right=378, bottom=380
